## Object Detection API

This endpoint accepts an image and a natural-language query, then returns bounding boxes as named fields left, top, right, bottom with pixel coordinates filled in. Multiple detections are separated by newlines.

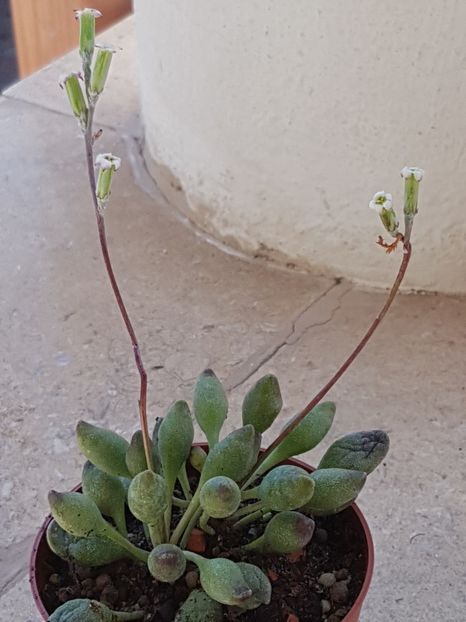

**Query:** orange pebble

left=267, top=568, right=279, bottom=582
left=286, top=614, right=300, bottom=622
left=186, top=528, right=206, bottom=553
left=287, top=549, right=305, bottom=563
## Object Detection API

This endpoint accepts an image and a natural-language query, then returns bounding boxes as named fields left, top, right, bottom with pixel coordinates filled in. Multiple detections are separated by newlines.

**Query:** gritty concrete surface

left=1, top=16, right=465, bottom=622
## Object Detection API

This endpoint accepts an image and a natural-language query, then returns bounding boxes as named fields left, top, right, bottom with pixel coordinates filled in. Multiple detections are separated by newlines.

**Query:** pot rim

left=30, top=445, right=374, bottom=621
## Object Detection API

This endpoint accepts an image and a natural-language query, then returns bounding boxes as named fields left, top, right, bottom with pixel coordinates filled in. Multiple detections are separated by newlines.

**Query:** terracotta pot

left=30, top=446, right=374, bottom=621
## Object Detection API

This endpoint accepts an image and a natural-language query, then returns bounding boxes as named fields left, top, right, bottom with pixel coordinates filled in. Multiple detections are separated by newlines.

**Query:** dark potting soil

left=41, top=507, right=366, bottom=622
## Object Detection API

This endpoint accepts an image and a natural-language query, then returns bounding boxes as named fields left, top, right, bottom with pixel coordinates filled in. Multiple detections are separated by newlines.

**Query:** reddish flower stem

left=83, top=105, right=153, bottom=471
left=253, top=239, right=412, bottom=475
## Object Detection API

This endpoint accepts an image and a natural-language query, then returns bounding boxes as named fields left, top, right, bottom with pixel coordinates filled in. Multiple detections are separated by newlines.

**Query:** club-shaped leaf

left=242, top=374, right=282, bottom=433
left=148, top=544, right=186, bottom=583
left=200, top=476, right=241, bottom=518
left=318, top=430, right=390, bottom=474
left=76, top=421, right=130, bottom=478
left=127, top=470, right=168, bottom=525
left=126, top=430, right=152, bottom=476
left=236, top=562, right=272, bottom=610
left=69, top=535, right=129, bottom=566
left=256, top=402, right=336, bottom=476
left=82, top=461, right=127, bottom=535
left=46, top=520, right=130, bottom=565
left=158, top=401, right=194, bottom=490
left=244, top=511, right=315, bottom=554
left=200, top=425, right=258, bottom=485
left=302, top=468, right=367, bottom=515
left=48, top=598, right=143, bottom=621
left=184, top=552, right=252, bottom=607
left=257, top=465, right=315, bottom=511
left=190, top=445, right=207, bottom=472
left=193, top=369, right=228, bottom=448
left=174, top=590, right=223, bottom=622
left=48, top=491, right=105, bottom=538
left=46, top=520, right=78, bottom=560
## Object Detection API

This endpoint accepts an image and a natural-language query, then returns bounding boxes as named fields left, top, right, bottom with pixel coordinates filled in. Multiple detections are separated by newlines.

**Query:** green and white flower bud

left=61, top=73, right=88, bottom=129
left=90, top=45, right=116, bottom=97
left=369, top=191, right=399, bottom=237
left=400, top=166, right=424, bottom=218
left=95, top=153, right=121, bottom=210
left=75, top=8, right=102, bottom=65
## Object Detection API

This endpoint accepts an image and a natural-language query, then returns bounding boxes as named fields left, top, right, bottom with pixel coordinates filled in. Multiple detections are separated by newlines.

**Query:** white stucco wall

left=134, top=0, right=466, bottom=293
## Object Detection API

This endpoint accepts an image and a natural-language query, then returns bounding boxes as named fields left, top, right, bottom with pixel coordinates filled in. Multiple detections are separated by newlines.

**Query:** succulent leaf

left=151, top=417, right=163, bottom=472
left=46, top=520, right=78, bottom=560
left=174, top=589, right=223, bottom=622
left=193, top=369, right=228, bottom=448
left=257, top=402, right=336, bottom=475
left=46, top=520, right=128, bottom=565
left=242, top=374, right=283, bottom=433
left=148, top=544, right=186, bottom=583
left=48, top=598, right=143, bottom=621
left=127, top=470, right=168, bottom=525
left=76, top=421, right=130, bottom=478
left=184, top=552, right=253, bottom=607
left=200, top=476, right=241, bottom=518
left=126, top=430, right=152, bottom=476
left=189, top=445, right=207, bottom=472
left=68, top=535, right=129, bottom=566
left=236, top=562, right=272, bottom=609
left=200, top=425, right=258, bottom=485
left=258, top=465, right=315, bottom=511
left=245, top=511, right=315, bottom=554
left=82, top=461, right=127, bottom=535
left=48, top=491, right=105, bottom=538
left=318, top=430, right=389, bottom=474
left=158, top=401, right=194, bottom=489
left=302, top=468, right=367, bottom=515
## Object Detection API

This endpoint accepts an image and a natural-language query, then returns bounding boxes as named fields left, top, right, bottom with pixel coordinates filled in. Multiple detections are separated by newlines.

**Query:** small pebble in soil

left=101, top=584, right=119, bottom=606
left=327, top=615, right=342, bottom=622
left=314, top=528, right=328, bottom=543
left=318, top=572, right=336, bottom=588
left=185, top=570, right=199, bottom=589
left=329, top=581, right=349, bottom=604
left=81, top=578, right=94, bottom=591
left=76, top=566, right=92, bottom=580
left=321, top=599, right=331, bottom=614
left=95, top=574, right=112, bottom=590
left=335, top=607, right=349, bottom=617
left=49, top=574, right=61, bottom=586
left=334, top=568, right=349, bottom=581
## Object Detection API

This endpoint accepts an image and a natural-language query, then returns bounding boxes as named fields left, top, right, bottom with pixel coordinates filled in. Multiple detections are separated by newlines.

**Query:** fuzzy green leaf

left=201, top=425, right=258, bottom=485
left=148, top=544, right=186, bottom=583
left=126, top=430, right=152, bottom=477
left=257, top=402, right=336, bottom=475
left=158, top=401, right=194, bottom=489
left=318, top=430, right=389, bottom=474
left=236, top=562, right=272, bottom=610
left=48, top=491, right=105, bottom=538
left=193, top=369, right=228, bottom=448
left=48, top=598, right=143, bottom=621
left=127, top=470, right=168, bottom=525
left=244, top=511, right=315, bottom=554
left=258, top=465, right=315, bottom=511
left=242, top=374, right=282, bottom=433
left=302, top=468, right=367, bottom=515
left=82, top=461, right=127, bottom=535
left=174, top=590, right=223, bottom=622
left=76, top=421, right=130, bottom=478
left=200, top=476, right=241, bottom=518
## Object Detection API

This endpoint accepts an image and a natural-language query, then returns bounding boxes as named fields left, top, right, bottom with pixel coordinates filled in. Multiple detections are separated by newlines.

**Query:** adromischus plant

left=48, top=8, right=423, bottom=621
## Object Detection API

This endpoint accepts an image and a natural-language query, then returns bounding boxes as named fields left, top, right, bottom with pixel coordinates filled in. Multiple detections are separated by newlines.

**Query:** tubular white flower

left=400, top=166, right=424, bottom=182
left=95, top=153, right=121, bottom=171
left=369, top=191, right=393, bottom=214
left=74, top=8, right=102, bottom=19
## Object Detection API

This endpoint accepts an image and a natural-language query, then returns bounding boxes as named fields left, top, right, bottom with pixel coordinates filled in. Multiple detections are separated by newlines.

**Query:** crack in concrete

left=224, top=280, right=352, bottom=392
left=0, top=534, right=35, bottom=597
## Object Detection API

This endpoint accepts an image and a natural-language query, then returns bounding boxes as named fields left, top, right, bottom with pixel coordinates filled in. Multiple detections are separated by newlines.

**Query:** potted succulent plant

left=30, top=9, right=424, bottom=622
